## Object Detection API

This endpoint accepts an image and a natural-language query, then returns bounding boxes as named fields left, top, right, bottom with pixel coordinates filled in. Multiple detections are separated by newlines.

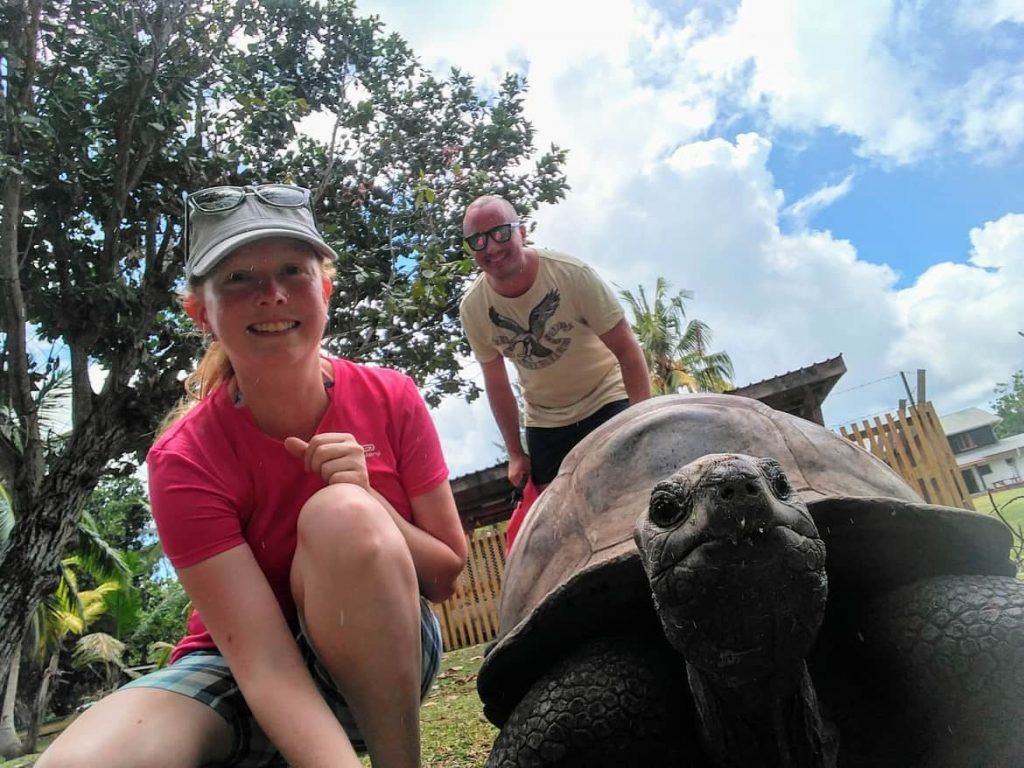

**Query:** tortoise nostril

left=721, top=486, right=735, bottom=500
left=745, top=482, right=759, bottom=496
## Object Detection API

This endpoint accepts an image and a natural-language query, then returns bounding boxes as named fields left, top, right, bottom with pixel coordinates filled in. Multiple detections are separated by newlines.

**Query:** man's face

left=463, top=201, right=527, bottom=281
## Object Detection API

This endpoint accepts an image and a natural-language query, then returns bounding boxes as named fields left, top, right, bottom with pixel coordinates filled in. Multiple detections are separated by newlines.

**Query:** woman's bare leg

left=35, top=687, right=233, bottom=768
left=290, top=484, right=422, bottom=768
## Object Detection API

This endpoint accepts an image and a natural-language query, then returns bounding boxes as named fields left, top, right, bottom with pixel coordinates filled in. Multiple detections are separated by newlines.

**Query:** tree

left=23, top=556, right=127, bottom=753
left=0, top=488, right=20, bottom=759
left=0, top=492, right=130, bottom=756
left=992, top=370, right=1024, bottom=438
left=0, top=0, right=567, bottom=680
left=620, top=278, right=735, bottom=395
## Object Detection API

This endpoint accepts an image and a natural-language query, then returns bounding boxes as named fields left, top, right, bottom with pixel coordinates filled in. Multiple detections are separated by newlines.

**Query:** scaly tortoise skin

left=478, top=394, right=1024, bottom=767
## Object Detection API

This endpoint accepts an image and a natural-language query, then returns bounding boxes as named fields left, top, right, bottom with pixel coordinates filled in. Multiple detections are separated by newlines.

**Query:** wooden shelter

left=725, top=354, right=846, bottom=426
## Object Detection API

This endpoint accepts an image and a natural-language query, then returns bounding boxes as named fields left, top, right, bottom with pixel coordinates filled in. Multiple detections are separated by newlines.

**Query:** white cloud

left=889, top=212, right=1024, bottom=405
left=956, top=0, right=1024, bottom=28
left=438, top=132, right=1022, bottom=475
left=432, top=358, right=505, bottom=477
left=352, top=1, right=1024, bottom=476
left=783, top=173, right=855, bottom=229
left=954, top=67, right=1024, bottom=160
left=530, top=133, right=1020, bottom=432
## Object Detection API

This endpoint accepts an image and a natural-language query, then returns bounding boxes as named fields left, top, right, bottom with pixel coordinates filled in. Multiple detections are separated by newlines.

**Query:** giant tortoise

left=478, top=394, right=1024, bottom=767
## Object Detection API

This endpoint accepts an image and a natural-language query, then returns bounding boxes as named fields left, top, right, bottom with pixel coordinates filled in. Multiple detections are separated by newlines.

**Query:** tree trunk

left=25, top=649, right=59, bottom=754
left=0, top=404, right=132, bottom=687
left=0, top=641, right=23, bottom=759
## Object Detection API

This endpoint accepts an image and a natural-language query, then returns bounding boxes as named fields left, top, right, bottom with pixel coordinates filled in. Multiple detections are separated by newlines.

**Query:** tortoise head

left=634, top=453, right=828, bottom=680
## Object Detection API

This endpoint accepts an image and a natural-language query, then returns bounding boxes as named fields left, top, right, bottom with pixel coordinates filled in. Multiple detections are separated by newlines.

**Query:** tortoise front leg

left=486, top=634, right=706, bottom=768
left=859, top=574, right=1024, bottom=768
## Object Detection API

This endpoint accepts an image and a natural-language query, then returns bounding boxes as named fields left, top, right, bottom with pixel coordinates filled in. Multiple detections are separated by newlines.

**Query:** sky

left=354, top=0, right=1024, bottom=478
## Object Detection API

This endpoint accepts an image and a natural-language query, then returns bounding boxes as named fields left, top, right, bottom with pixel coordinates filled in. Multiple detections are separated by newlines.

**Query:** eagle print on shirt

left=488, top=289, right=573, bottom=369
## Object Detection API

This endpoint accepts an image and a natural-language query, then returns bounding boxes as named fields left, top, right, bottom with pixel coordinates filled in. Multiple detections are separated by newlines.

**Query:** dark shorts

left=120, top=595, right=442, bottom=767
left=526, top=399, right=631, bottom=486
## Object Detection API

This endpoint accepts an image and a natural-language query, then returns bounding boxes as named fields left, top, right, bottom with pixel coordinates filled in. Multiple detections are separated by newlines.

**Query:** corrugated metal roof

left=939, top=407, right=1001, bottom=436
left=729, top=355, right=844, bottom=391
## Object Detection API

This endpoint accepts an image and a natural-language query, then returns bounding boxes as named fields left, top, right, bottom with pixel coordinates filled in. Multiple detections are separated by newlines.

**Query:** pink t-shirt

left=147, top=357, right=449, bottom=662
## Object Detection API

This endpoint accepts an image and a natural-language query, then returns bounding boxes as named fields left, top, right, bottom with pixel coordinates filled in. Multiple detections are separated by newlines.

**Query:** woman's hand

left=285, top=433, right=369, bottom=490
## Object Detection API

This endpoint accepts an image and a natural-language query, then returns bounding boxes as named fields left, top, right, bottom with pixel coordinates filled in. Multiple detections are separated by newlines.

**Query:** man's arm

left=480, top=355, right=530, bottom=487
left=599, top=318, right=652, bottom=404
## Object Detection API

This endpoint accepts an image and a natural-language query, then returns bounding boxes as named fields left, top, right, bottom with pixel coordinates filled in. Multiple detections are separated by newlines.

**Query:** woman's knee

left=293, top=484, right=409, bottom=572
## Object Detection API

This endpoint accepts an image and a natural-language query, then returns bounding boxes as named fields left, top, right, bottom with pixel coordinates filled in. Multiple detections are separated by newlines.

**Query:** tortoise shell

left=478, top=394, right=1014, bottom=723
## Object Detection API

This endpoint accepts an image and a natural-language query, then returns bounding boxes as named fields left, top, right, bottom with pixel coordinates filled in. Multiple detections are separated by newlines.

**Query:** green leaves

left=620, top=278, right=735, bottom=395
left=992, top=370, right=1024, bottom=439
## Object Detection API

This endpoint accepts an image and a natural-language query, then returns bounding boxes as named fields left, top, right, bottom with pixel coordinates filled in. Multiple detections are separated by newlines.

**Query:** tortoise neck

left=686, top=660, right=838, bottom=768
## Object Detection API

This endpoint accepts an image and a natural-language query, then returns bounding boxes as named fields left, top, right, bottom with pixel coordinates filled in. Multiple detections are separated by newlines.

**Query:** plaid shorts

left=121, top=596, right=442, bottom=767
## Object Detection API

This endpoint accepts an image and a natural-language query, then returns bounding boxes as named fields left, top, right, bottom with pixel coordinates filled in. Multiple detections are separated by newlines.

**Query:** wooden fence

left=432, top=523, right=508, bottom=651
left=838, top=401, right=973, bottom=510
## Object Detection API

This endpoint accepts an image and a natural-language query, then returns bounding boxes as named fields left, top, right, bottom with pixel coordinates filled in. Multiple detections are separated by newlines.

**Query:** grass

left=970, top=487, right=1024, bottom=575
left=970, top=486, right=1024, bottom=526
left=360, top=642, right=496, bottom=767
left=2, top=644, right=496, bottom=768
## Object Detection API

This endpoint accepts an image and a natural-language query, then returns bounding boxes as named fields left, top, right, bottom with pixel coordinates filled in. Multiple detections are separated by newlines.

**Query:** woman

left=39, top=184, right=468, bottom=768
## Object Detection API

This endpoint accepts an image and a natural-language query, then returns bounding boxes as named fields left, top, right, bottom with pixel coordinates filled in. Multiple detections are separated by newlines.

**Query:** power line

left=829, top=373, right=902, bottom=397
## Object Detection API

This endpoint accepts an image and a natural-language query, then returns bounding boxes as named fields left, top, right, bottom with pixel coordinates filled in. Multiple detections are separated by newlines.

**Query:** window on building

left=977, top=465, right=992, bottom=476
left=950, top=433, right=977, bottom=453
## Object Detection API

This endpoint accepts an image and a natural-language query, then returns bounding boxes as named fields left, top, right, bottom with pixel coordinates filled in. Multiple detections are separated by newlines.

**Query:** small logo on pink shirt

left=362, top=443, right=382, bottom=459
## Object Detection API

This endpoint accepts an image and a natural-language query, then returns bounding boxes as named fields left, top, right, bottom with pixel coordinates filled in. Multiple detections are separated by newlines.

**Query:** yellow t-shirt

left=459, top=249, right=627, bottom=428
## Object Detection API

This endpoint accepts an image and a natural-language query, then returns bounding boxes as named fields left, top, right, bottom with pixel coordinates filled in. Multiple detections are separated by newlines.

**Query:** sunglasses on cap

left=183, top=183, right=334, bottom=279
left=186, top=184, right=311, bottom=213
left=464, top=221, right=521, bottom=252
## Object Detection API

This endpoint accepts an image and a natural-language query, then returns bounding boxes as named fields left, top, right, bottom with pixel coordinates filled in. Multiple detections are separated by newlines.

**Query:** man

left=459, top=195, right=651, bottom=494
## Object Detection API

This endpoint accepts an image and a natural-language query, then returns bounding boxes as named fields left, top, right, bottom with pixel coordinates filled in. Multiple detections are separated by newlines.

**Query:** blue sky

left=346, top=0, right=1024, bottom=476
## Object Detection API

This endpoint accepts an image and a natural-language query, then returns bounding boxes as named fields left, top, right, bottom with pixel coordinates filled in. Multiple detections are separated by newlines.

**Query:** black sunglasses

left=464, top=221, right=520, bottom=252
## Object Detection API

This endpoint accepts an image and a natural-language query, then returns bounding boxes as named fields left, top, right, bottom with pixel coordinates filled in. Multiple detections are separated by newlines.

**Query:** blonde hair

left=157, top=249, right=336, bottom=436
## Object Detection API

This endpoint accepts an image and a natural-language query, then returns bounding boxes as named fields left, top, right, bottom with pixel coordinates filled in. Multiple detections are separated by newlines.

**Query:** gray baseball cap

left=185, top=190, right=337, bottom=279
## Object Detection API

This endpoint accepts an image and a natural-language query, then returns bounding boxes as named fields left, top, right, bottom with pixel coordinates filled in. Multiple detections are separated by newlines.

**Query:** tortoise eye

left=760, top=459, right=792, bottom=499
left=649, top=481, right=688, bottom=528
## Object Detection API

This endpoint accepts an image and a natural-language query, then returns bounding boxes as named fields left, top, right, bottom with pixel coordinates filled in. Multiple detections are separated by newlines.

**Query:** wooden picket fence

left=432, top=523, right=508, bottom=651
left=838, top=401, right=973, bottom=510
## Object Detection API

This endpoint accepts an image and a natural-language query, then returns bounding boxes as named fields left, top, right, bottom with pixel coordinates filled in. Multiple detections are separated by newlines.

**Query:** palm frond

left=72, top=632, right=127, bottom=670
left=624, top=279, right=735, bottom=395
left=103, top=585, right=143, bottom=639
left=79, top=582, right=122, bottom=625
left=0, top=492, right=13, bottom=548
left=69, top=515, right=132, bottom=586
left=34, top=368, right=73, bottom=441
left=148, top=641, right=176, bottom=670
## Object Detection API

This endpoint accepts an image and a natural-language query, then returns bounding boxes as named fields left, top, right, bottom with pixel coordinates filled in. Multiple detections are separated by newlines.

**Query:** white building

left=940, top=407, right=1024, bottom=495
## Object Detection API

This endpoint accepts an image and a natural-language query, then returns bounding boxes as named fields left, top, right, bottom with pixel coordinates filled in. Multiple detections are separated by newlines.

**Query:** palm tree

left=0, top=462, right=134, bottom=757
left=620, top=278, right=735, bottom=395
left=21, top=517, right=132, bottom=753
left=24, top=565, right=124, bottom=752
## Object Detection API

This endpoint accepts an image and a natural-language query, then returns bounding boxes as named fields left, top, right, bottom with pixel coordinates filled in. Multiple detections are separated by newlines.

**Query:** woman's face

left=186, top=238, right=332, bottom=370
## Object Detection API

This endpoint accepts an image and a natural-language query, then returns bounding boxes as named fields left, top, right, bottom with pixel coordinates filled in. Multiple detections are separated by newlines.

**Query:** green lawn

left=971, top=487, right=1024, bottom=528
left=359, top=642, right=496, bottom=766
left=411, top=643, right=497, bottom=767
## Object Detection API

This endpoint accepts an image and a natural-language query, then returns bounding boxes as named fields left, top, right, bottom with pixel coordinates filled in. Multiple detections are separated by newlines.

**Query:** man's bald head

left=463, top=195, right=519, bottom=234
